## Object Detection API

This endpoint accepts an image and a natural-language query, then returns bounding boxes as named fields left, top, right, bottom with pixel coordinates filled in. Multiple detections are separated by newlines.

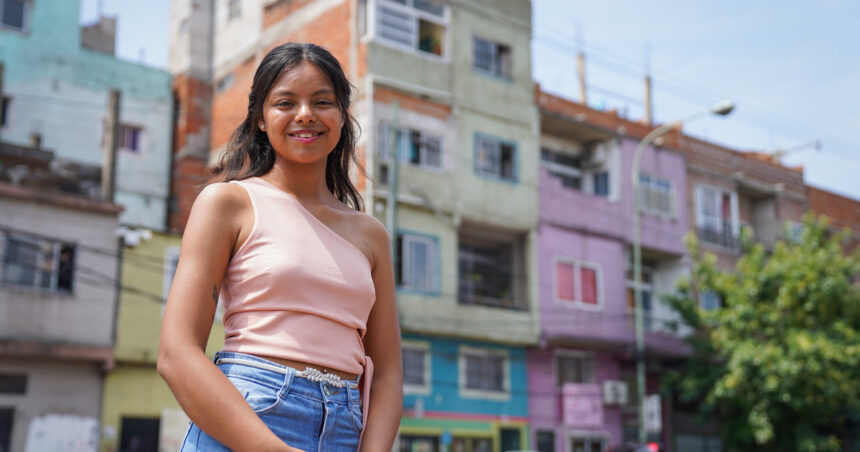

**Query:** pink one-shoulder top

left=219, top=177, right=376, bottom=375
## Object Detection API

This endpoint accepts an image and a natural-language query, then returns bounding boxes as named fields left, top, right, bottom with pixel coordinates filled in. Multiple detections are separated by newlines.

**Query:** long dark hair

left=211, top=43, right=364, bottom=211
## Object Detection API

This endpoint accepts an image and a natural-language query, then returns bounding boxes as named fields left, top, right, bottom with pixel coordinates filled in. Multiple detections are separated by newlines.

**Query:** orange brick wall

left=373, top=86, right=452, bottom=119
left=169, top=74, right=212, bottom=232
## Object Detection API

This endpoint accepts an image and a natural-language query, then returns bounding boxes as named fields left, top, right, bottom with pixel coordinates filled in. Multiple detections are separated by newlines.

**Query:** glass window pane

left=474, top=37, right=495, bottom=72
left=556, top=262, right=575, bottom=301
left=580, top=267, right=597, bottom=304
left=402, top=347, right=426, bottom=386
left=2, top=0, right=25, bottom=29
left=414, top=0, right=443, bottom=16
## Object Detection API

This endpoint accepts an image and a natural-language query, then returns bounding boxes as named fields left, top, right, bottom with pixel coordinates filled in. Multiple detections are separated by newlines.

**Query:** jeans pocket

left=349, top=400, right=363, bottom=433
left=229, top=375, right=281, bottom=415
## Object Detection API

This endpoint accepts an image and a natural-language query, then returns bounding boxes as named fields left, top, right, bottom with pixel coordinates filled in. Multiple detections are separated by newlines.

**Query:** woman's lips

left=289, top=131, right=323, bottom=143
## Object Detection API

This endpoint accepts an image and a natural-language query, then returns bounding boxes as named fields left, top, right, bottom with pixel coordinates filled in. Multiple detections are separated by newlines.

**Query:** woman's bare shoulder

left=192, top=181, right=250, bottom=213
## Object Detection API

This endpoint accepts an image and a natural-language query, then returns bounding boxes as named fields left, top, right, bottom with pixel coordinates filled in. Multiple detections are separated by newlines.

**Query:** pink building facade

left=530, top=90, right=690, bottom=452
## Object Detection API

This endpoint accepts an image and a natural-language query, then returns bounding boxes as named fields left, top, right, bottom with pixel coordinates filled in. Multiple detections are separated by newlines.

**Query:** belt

left=216, top=357, right=359, bottom=389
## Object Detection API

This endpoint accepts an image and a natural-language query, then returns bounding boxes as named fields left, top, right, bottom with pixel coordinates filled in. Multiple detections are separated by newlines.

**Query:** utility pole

left=643, top=43, right=653, bottom=126
left=576, top=24, right=587, bottom=105
left=0, top=62, right=5, bottom=138
left=385, top=100, right=400, bottom=262
left=102, top=89, right=121, bottom=203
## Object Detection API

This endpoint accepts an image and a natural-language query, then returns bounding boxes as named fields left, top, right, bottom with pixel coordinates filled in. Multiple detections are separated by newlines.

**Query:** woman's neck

left=261, top=161, right=332, bottom=204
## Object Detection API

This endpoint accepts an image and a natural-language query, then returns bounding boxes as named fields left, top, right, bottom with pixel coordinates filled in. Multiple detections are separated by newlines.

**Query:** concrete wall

left=0, top=0, right=173, bottom=229
left=0, top=195, right=119, bottom=347
left=0, top=360, right=103, bottom=452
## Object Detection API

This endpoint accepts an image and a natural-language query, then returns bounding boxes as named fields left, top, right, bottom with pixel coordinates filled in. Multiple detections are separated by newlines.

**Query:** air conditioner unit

left=602, top=380, right=628, bottom=405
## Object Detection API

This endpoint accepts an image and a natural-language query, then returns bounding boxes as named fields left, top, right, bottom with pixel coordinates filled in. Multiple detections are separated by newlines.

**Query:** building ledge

left=0, top=339, right=115, bottom=370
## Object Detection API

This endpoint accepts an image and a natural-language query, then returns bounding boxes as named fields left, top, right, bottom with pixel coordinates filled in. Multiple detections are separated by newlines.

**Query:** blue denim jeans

left=179, top=351, right=363, bottom=452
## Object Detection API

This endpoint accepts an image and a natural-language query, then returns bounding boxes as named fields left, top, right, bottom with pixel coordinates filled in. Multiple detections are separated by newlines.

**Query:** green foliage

left=666, top=213, right=860, bottom=452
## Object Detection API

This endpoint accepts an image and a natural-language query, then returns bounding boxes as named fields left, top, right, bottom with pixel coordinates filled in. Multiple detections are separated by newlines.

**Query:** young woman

left=158, top=43, right=403, bottom=452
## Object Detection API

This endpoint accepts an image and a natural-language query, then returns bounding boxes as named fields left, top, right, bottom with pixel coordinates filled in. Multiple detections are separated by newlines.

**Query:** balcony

left=697, top=227, right=740, bottom=251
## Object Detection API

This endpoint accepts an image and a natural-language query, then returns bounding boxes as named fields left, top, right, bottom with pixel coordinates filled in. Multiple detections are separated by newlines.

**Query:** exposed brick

left=374, top=86, right=452, bottom=120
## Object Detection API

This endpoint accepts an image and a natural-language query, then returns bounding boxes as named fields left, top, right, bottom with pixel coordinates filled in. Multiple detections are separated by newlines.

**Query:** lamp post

left=631, top=100, right=734, bottom=443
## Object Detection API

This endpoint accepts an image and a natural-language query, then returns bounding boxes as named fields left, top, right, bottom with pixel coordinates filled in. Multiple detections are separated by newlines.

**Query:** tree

left=666, top=214, right=860, bottom=451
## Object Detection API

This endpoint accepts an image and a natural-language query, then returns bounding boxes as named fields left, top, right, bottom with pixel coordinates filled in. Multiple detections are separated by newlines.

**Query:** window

left=1, top=96, right=9, bottom=127
left=556, top=354, right=594, bottom=386
left=375, top=0, right=447, bottom=57
left=399, top=435, right=439, bottom=452
left=215, top=73, right=234, bottom=93
left=696, top=184, right=739, bottom=248
left=120, top=124, right=143, bottom=153
left=0, top=374, right=26, bottom=394
left=626, top=263, right=654, bottom=331
left=395, top=233, right=438, bottom=293
left=458, top=229, right=526, bottom=310
left=227, top=0, right=241, bottom=20
left=460, top=347, right=508, bottom=397
left=1, top=0, right=27, bottom=31
left=785, top=220, right=804, bottom=243
left=554, top=258, right=601, bottom=307
left=119, top=417, right=160, bottom=452
left=541, top=147, right=612, bottom=197
left=536, top=431, right=556, bottom=452
left=473, top=36, right=511, bottom=79
left=500, top=429, right=521, bottom=452
left=378, top=121, right=442, bottom=178
left=475, top=135, right=516, bottom=181
left=2, top=233, right=75, bottom=292
left=570, top=436, right=606, bottom=452
left=699, top=290, right=721, bottom=311
left=0, top=408, right=12, bottom=452
left=593, top=171, right=610, bottom=196
left=452, top=437, right=492, bottom=452
left=541, top=148, right=581, bottom=189
left=639, top=174, right=674, bottom=216
left=401, top=342, right=430, bottom=393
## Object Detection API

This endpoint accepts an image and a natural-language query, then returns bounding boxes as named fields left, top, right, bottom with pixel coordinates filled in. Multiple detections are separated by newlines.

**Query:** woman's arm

left=359, top=217, right=404, bottom=452
left=157, top=183, right=299, bottom=452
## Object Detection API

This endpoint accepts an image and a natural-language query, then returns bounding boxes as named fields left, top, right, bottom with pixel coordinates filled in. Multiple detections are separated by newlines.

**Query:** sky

left=79, top=0, right=860, bottom=200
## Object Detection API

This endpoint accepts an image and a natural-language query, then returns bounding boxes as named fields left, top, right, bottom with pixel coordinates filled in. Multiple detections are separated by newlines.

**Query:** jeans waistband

left=214, top=351, right=359, bottom=389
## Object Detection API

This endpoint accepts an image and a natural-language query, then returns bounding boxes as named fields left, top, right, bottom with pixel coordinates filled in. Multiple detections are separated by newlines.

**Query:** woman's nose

left=295, top=102, right=316, bottom=123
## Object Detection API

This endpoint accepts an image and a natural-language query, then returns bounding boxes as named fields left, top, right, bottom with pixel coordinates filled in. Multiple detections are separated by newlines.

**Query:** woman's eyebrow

left=270, top=88, right=335, bottom=97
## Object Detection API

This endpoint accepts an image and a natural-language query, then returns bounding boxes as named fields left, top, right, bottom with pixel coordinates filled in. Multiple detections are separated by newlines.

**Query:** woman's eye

left=316, top=100, right=333, bottom=106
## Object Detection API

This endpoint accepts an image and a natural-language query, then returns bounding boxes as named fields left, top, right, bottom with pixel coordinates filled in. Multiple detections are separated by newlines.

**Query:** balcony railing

left=697, top=227, right=740, bottom=250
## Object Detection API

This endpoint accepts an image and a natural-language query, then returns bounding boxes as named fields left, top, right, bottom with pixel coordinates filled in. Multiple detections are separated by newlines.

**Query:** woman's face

left=259, top=61, right=343, bottom=166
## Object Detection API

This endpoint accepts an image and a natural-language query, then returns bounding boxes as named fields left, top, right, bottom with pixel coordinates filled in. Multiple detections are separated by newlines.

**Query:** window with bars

left=461, top=348, right=507, bottom=395
left=536, top=430, right=556, bottom=452
left=699, top=290, right=722, bottom=311
left=395, top=233, right=438, bottom=294
left=375, top=0, right=447, bottom=57
left=2, top=233, right=75, bottom=293
left=401, top=343, right=430, bottom=392
left=696, top=184, right=739, bottom=248
left=639, top=173, right=674, bottom=216
left=555, top=259, right=600, bottom=307
left=555, top=354, right=594, bottom=386
left=458, top=230, right=526, bottom=310
left=473, top=36, right=512, bottom=79
left=475, top=135, right=516, bottom=181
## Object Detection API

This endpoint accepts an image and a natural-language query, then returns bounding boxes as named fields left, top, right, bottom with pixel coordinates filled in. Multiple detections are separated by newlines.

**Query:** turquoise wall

left=403, top=334, right=529, bottom=418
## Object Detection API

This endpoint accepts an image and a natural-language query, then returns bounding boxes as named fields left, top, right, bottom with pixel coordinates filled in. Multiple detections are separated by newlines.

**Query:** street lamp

left=631, top=100, right=734, bottom=443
